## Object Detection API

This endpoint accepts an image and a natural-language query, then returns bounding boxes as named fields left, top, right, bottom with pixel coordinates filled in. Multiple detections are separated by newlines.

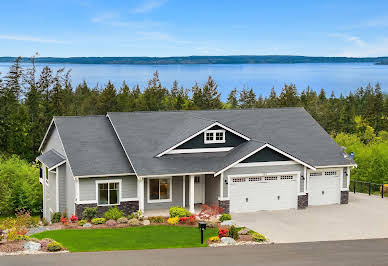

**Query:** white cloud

left=91, top=12, right=118, bottom=23
left=329, top=33, right=366, bottom=47
left=131, top=0, right=167, bottom=14
left=0, top=34, right=68, bottom=44
left=136, top=31, right=172, bottom=41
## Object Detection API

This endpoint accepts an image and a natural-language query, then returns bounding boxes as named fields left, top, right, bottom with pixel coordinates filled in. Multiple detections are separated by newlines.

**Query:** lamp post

left=198, top=222, right=206, bottom=244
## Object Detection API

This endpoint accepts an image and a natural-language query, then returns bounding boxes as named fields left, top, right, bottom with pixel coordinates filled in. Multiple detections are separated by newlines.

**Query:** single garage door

left=309, top=170, right=340, bottom=206
left=229, top=174, right=298, bottom=213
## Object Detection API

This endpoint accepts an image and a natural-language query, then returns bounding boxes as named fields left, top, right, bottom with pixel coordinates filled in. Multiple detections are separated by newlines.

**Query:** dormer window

left=204, top=130, right=225, bottom=144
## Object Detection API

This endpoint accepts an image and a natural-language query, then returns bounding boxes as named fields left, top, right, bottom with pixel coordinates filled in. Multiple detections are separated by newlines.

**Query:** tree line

left=0, top=57, right=387, bottom=162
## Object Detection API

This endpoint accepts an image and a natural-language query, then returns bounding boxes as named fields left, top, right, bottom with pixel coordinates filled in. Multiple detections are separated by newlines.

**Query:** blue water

left=1, top=62, right=387, bottom=99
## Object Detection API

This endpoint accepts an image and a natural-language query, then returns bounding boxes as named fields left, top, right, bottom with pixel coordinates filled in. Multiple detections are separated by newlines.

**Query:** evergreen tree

left=239, top=88, right=257, bottom=108
left=192, top=76, right=222, bottom=109
left=279, top=84, right=299, bottom=107
left=97, top=81, right=118, bottom=114
left=226, top=88, right=238, bottom=109
left=143, top=71, right=169, bottom=111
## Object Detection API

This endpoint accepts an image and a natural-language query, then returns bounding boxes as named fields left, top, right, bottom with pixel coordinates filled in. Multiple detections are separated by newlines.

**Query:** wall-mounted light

left=224, top=179, right=228, bottom=185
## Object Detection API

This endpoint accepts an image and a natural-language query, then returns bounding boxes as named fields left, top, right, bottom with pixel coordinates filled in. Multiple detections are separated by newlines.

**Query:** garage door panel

left=229, top=175, right=297, bottom=213
left=309, top=171, right=340, bottom=206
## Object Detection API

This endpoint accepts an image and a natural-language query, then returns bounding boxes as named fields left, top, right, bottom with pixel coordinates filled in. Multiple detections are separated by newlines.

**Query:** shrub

left=188, top=215, right=196, bottom=224
left=219, top=213, right=232, bottom=222
left=15, top=234, right=30, bottom=241
left=167, top=217, right=179, bottom=225
left=117, top=217, right=129, bottom=224
left=82, top=207, right=98, bottom=221
left=252, top=233, right=267, bottom=242
left=179, top=217, right=188, bottom=224
left=228, top=225, right=239, bottom=240
left=106, top=219, right=117, bottom=226
left=127, top=218, right=141, bottom=226
left=60, top=216, right=69, bottom=225
left=103, top=206, right=124, bottom=221
left=69, top=215, right=78, bottom=223
left=47, top=241, right=63, bottom=252
left=197, top=204, right=224, bottom=220
left=77, top=220, right=87, bottom=226
left=169, top=206, right=191, bottom=218
left=208, top=236, right=220, bottom=242
left=206, top=218, right=219, bottom=228
left=51, top=212, right=62, bottom=223
left=7, top=228, right=18, bottom=241
left=128, top=210, right=144, bottom=221
left=149, top=216, right=164, bottom=223
left=91, top=218, right=106, bottom=225
left=218, top=228, right=228, bottom=238
left=42, top=218, right=49, bottom=226
left=40, top=238, right=54, bottom=249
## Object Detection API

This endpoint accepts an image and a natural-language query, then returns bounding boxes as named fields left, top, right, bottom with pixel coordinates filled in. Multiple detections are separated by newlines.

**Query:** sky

left=1, top=0, right=388, bottom=57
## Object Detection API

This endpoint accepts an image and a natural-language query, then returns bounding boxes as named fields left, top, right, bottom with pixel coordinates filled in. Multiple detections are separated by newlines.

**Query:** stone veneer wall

left=75, top=201, right=139, bottom=217
left=218, top=200, right=230, bottom=214
left=340, top=191, right=349, bottom=204
left=297, top=194, right=308, bottom=209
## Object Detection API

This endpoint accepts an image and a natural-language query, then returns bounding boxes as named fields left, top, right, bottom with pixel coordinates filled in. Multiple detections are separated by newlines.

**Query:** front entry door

left=194, top=175, right=205, bottom=204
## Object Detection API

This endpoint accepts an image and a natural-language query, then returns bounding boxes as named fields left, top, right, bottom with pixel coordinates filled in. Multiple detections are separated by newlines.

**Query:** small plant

left=40, top=238, right=54, bottom=249
left=51, top=212, right=62, bottom=223
left=60, top=216, right=69, bottom=225
left=117, top=217, right=129, bottom=224
left=106, top=219, right=117, bottom=226
left=208, top=236, right=220, bottom=242
left=91, top=218, right=106, bottom=225
left=77, top=220, right=87, bottom=226
left=0, top=229, right=3, bottom=241
left=179, top=217, right=188, bottom=224
left=206, top=218, right=218, bottom=228
left=42, top=218, right=49, bottom=226
left=82, top=207, right=98, bottom=221
left=128, top=210, right=144, bottom=221
left=169, top=206, right=191, bottom=218
left=103, top=206, right=124, bottom=221
left=197, top=204, right=224, bottom=220
left=228, top=225, right=239, bottom=240
left=167, top=217, right=179, bottom=225
left=188, top=215, right=196, bottom=224
left=252, top=233, right=267, bottom=242
left=7, top=228, right=18, bottom=241
left=149, top=216, right=164, bottom=223
left=218, top=228, right=229, bottom=238
left=70, top=215, right=78, bottom=223
left=127, top=218, right=141, bottom=226
left=219, top=213, right=232, bottom=222
left=15, top=234, right=30, bottom=241
left=47, top=241, right=63, bottom=252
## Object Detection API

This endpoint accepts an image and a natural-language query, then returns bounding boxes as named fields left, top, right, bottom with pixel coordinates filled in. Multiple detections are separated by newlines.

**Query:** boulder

left=220, top=237, right=236, bottom=245
left=83, top=223, right=92, bottom=228
left=220, top=220, right=236, bottom=226
left=238, top=228, right=250, bottom=235
left=142, top=220, right=150, bottom=226
left=24, top=241, right=41, bottom=252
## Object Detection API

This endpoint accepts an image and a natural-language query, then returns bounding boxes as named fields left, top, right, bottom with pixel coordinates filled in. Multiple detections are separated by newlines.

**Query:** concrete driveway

left=233, top=193, right=388, bottom=243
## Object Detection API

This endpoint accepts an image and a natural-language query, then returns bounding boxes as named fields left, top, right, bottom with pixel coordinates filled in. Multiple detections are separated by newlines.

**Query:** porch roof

left=37, top=149, right=66, bottom=169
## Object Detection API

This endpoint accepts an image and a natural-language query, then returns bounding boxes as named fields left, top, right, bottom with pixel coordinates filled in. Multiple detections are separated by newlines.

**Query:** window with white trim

left=98, top=181, right=120, bottom=206
left=148, top=178, right=172, bottom=202
left=204, top=130, right=225, bottom=144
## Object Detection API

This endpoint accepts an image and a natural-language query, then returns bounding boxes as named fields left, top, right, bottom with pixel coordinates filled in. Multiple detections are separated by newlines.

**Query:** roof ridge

left=54, top=115, right=106, bottom=118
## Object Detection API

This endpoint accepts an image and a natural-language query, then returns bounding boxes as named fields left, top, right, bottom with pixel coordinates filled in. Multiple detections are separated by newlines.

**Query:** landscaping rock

left=220, top=237, right=236, bottom=245
left=220, top=220, right=236, bottom=226
left=24, top=241, right=41, bottom=252
left=238, top=228, right=249, bottom=235
left=83, top=223, right=92, bottom=228
left=142, top=220, right=150, bottom=226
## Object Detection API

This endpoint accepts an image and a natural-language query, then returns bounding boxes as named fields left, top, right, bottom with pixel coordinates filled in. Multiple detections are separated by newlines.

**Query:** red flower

left=60, top=216, right=69, bottom=225
left=70, top=215, right=78, bottom=222
left=188, top=215, right=196, bottom=224
left=179, top=217, right=188, bottom=224
left=218, top=228, right=229, bottom=238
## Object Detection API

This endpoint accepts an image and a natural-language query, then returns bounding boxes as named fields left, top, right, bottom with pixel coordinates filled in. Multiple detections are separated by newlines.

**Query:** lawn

left=31, top=225, right=219, bottom=252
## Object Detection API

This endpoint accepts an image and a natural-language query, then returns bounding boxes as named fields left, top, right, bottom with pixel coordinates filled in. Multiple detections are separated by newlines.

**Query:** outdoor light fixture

left=198, top=222, right=207, bottom=244
left=224, top=179, right=228, bottom=185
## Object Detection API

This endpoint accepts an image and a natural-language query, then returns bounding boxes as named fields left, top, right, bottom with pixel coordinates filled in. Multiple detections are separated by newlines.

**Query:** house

left=36, top=108, right=356, bottom=220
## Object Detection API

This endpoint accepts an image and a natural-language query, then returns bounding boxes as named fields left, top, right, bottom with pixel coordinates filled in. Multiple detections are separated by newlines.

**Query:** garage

left=229, top=174, right=298, bottom=212
left=308, top=170, right=340, bottom=205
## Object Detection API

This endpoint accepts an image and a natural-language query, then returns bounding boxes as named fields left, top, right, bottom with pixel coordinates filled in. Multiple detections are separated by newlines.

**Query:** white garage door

left=229, top=174, right=298, bottom=213
left=309, top=170, right=340, bottom=206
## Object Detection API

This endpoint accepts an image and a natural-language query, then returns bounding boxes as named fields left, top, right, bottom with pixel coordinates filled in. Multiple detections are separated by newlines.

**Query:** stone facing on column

left=297, top=194, right=308, bottom=209
left=340, top=191, right=349, bottom=204
left=218, top=200, right=230, bottom=214
left=75, top=201, right=139, bottom=218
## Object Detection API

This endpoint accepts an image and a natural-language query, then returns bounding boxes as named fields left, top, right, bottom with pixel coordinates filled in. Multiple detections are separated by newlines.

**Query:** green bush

left=219, top=213, right=232, bottom=222
left=252, top=233, right=266, bottom=242
left=228, top=225, right=239, bottom=240
left=82, top=207, right=98, bottom=221
left=149, top=216, right=165, bottom=223
left=117, top=217, right=129, bottom=224
left=91, top=218, right=106, bottom=225
left=77, top=220, right=87, bottom=226
left=51, top=212, right=62, bottom=223
left=127, top=218, right=141, bottom=226
left=103, top=206, right=124, bottom=220
left=128, top=210, right=144, bottom=221
left=169, top=206, right=191, bottom=218
left=46, top=241, right=63, bottom=252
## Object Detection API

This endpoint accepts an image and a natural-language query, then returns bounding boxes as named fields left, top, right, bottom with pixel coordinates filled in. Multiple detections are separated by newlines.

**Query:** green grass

left=31, top=225, right=218, bottom=252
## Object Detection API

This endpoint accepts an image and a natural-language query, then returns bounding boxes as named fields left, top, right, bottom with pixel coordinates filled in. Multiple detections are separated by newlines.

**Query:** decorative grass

left=31, top=225, right=218, bottom=252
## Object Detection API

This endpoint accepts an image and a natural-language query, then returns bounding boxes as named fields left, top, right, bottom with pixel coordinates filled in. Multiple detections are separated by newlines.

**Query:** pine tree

left=239, top=88, right=257, bottom=108
left=192, top=76, right=222, bottom=109
left=226, top=88, right=238, bottom=109
left=143, top=71, right=169, bottom=111
left=97, top=81, right=118, bottom=114
left=279, top=84, right=299, bottom=107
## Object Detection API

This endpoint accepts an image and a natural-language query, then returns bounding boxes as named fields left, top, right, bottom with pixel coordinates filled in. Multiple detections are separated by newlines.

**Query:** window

left=204, top=130, right=225, bottom=144
left=194, top=176, right=201, bottom=183
left=97, top=181, right=120, bottom=206
left=148, top=178, right=172, bottom=203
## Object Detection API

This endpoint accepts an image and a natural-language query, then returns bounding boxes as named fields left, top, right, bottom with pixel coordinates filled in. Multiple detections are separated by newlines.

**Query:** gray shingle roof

left=54, top=116, right=134, bottom=177
left=37, top=149, right=66, bottom=169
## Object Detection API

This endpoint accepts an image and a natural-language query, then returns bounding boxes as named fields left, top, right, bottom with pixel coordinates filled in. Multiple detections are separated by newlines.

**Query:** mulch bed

left=0, top=240, right=25, bottom=253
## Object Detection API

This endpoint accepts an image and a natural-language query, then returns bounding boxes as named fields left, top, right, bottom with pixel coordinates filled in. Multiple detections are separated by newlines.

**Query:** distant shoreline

left=0, top=55, right=388, bottom=65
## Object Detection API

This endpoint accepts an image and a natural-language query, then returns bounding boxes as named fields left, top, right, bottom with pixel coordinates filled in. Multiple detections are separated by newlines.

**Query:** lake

left=0, top=62, right=387, bottom=99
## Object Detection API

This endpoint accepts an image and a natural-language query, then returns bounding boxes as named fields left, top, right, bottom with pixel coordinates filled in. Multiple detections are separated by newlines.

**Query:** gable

left=174, top=125, right=248, bottom=150
left=241, top=147, right=292, bottom=163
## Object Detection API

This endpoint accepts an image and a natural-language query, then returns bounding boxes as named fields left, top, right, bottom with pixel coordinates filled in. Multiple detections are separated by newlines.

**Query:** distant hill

left=1, top=55, right=388, bottom=65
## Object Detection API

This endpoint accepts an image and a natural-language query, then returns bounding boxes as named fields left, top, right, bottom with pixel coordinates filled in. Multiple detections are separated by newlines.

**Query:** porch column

left=137, top=178, right=144, bottom=212
left=189, top=175, right=194, bottom=213
left=219, top=173, right=224, bottom=199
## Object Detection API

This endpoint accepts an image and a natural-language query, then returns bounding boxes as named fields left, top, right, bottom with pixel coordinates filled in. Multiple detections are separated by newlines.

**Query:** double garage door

left=308, top=170, right=341, bottom=205
left=229, top=174, right=298, bottom=213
